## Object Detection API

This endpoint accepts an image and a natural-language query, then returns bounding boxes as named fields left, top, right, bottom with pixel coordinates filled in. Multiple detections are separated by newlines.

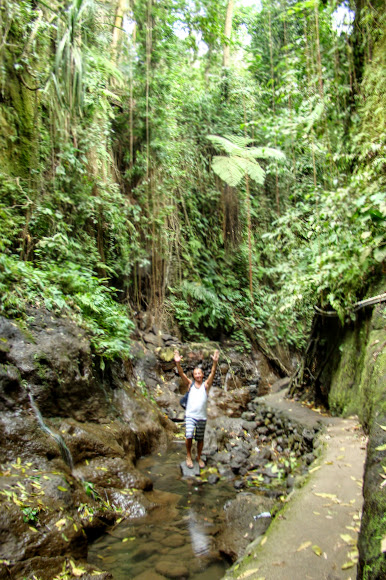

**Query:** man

left=174, top=348, right=219, bottom=469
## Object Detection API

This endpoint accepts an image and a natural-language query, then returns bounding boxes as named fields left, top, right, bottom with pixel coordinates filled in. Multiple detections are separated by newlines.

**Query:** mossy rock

left=328, top=322, right=369, bottom=416
left=157, top=347, right=175, bottom=362
left=357, top=412, right=386, bottom=580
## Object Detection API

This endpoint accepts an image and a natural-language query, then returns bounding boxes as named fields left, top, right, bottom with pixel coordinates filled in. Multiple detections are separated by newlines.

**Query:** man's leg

left=185, top=438, right=193, bottom=468
left=196, top=420, right=206, bottom=468
left=185, top=417, right=195, bottom=468
left=196, top=439, right=205, bottom=468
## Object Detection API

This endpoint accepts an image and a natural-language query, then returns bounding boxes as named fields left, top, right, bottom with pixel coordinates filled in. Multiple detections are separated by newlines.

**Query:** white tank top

left=186, top=382, right=208, bottom=420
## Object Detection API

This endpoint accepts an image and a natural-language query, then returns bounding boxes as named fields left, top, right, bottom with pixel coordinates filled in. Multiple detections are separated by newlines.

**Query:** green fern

left=207, top=134, right=285, bottom=187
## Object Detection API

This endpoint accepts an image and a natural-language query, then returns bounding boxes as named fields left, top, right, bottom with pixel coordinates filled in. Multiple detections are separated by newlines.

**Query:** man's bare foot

left=186, top=457, right=194, bottom=469
left=198, top=459, right=205, bottom=469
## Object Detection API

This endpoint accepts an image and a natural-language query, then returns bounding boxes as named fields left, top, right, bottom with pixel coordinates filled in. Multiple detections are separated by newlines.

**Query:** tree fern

left=212, top=156, right=245, bottom=187
left=207, top=134, right=285, bottom=187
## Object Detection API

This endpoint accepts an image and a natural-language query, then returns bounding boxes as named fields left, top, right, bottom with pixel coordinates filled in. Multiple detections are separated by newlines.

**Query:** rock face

left=0, top=309, right=175, bottom=579
left=289, top=294, right=386, bottom=580
left=0, top=308, right=294, bottom=579
left=356, top=303, right=386, bottom=580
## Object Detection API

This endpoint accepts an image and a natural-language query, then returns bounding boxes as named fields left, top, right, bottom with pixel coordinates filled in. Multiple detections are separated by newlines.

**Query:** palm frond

left=207, top=135, right=244, bottom=157
left=224, top=134, right=255, bottom=148
left=233, top=157, right=266, bottom=185
left=212, top=156, right=245, bottom=187
left=246, top=146, right=286, bottom=161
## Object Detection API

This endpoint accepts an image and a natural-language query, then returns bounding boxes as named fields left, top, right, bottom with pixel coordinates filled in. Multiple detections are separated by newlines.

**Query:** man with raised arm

left=174, top=348, right=219, bottom=469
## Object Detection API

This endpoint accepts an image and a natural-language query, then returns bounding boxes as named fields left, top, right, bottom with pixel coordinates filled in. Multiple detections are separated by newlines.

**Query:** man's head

left=193, top=367, right=204, bottom=383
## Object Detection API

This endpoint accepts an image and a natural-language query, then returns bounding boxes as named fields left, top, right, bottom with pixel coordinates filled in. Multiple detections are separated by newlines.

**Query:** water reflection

left=187, top=510, right=210, bottom=557
left=88, top=444, right=236, bottom=579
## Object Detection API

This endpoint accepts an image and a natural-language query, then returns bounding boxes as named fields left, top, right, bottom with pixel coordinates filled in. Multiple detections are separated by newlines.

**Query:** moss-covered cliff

left=290, top=293, right=386, bottom=579
left=328, top=301, right=386, bottom=429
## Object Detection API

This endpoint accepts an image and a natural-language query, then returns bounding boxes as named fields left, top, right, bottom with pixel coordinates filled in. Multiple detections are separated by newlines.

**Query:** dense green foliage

left=0, top=0, right=384, bottom=359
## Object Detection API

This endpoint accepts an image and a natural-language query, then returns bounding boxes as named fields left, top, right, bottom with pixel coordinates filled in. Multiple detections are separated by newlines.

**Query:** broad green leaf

left=374, top=248, right=386, bottom=263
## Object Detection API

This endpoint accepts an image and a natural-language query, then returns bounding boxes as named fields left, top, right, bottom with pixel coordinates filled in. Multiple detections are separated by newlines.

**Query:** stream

left=88, top=442, right=237, bottom=579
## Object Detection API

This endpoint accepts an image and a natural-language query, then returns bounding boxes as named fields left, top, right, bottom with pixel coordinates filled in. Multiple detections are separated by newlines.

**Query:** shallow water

left=88, top=443, right=237, bottom=579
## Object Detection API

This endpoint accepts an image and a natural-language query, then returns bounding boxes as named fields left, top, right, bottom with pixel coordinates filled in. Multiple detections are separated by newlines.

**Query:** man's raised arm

left=174, top=350, right=191, bottom=387
left=205, top=349, right=219, bottom=390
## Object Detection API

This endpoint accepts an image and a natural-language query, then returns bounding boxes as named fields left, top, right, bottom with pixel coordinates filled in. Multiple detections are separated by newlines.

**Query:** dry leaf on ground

left=342, top=561, right=355, bottom=570
left=237, top=569, right=261, bottom=579
left=340, top=534, right=357, bottom=546
left=312, top=545, right=323, bottom=556
left=296, top=541, right=312, bottom=552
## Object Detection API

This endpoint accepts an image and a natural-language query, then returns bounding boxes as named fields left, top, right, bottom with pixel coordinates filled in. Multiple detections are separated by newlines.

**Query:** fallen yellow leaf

left=297, top=541, right=312, bottom=552
left=55, top=518, right=67, bottom=530
left=375, top=443, right=386, bottom=451
left=309, top=466, right=321, bottom=473
left=314, top=492, right=337, bottom=500
left=237, top=568, right=261, bottom=579
left=70, top=560, right=87, bottom=577
left=312, top=545, right=323, bottom=556
left=340, top=534, right=356, bottom=546
left=341, top=561, right=355, bottom=570
left=347, top=548, right=359, bottom=560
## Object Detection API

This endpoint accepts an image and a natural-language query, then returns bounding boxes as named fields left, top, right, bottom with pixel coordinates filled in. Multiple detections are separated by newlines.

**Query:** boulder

left=143, top=333, right=164, bottom=347
left=216, top=493, right=274, bottom=561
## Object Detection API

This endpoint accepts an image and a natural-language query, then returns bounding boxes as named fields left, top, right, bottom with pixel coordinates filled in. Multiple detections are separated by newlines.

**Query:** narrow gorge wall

left=290, top=293, right=386, bottom=579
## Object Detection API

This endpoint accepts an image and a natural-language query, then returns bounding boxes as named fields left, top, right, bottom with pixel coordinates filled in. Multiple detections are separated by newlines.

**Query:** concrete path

left=224, top=391, right=367, bottom=580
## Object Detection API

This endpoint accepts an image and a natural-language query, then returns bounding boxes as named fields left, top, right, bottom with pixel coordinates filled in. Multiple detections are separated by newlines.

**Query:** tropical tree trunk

left=112, top=0, right=127, bottom=52
left=268, top=8, right=280, bottom=215
left=223, top=0, right=234, bottom=68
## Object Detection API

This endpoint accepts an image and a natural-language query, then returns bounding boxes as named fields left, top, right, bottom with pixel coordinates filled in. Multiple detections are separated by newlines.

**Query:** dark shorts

left=185, top=417, right=206, bottom=441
